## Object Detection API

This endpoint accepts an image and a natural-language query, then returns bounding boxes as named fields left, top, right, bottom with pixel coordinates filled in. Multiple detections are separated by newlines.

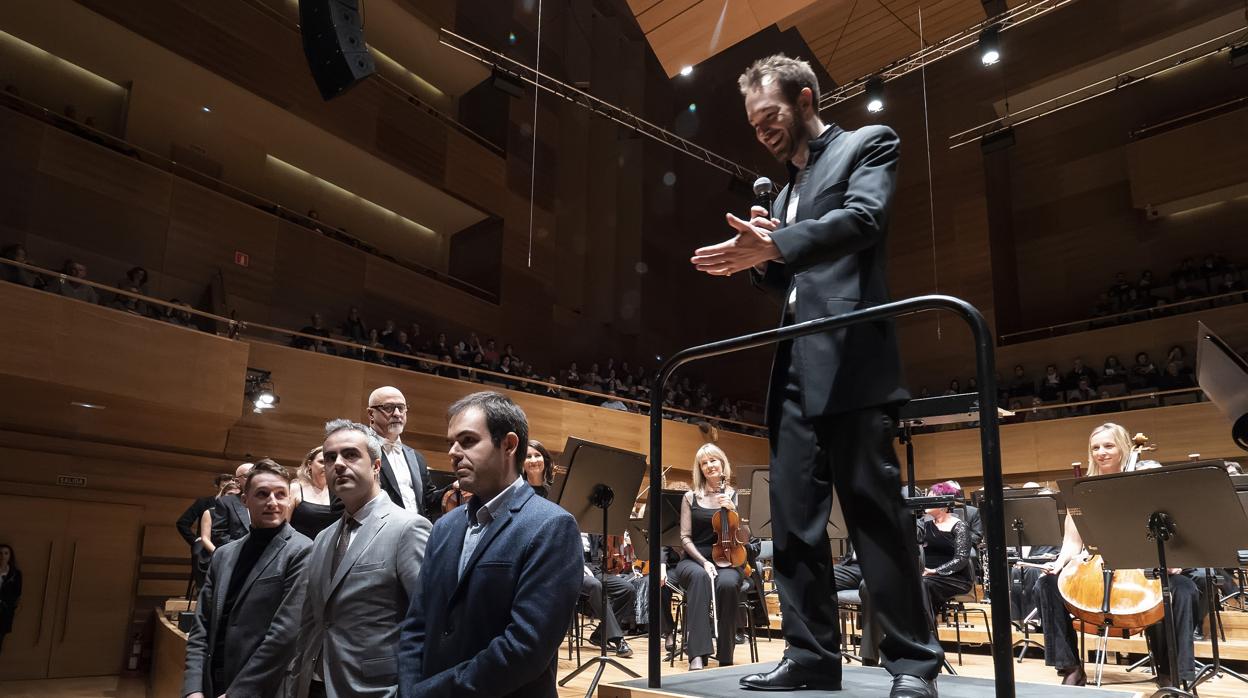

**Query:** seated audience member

left=482, top=338, right=501, bottom=367
left=1173, top=277, right=1201, bottom=302
left=1129, top=351, right=1158, bottom=390
left=290, top=420, right=431, bottom=698
left=1067, top=377, right=1096, bottom=415
left=379, top=319, right=397, bottom=346
left=1101, top=355, right=1127, bottom=386
left=342, top=306, right=367, bottom=343
left=1108, top=273, right=1132, bottom=307
left=55, top=259, right=99, bottom=304
left=398, top=392, right=582, bottom=697
left=1024, top=396, right=1050, bottom=422
left=601, top=390, right=628, bottom=411
left=466, top=332, right=484, bottom=356
left=943, top=379, right=960, bottom=396
left=294, top=313, right=333, bottom=353
left=1171, top=257, right=1198, bottom=285
left=1038, top=364, right=1062, bottom=401
left=184, top=460, right=312, bottom=698
left=212, top=463, right=254, bottom=547
left=1166, top=345, right=1191, bottom=375
left=407, top=323, right=424, bottom=352
left=430, top=332, right=452, bottom=358
left=175, top=473, right=236, bottom=592
left=1090, top=390, right=1120, bottom=415
left=1137, top=269, right=1154, bottom=293
left=1007, top=365, right=1034, bottom=399
left=1064, top=358, right=1097, bottom=391
left=1, top=244, right=44, bottom=288
left=364, top=328, right=393, bottom=365
left=917, top=482, right=973, bottom=618
left=111, top=266, right=148, bottom=314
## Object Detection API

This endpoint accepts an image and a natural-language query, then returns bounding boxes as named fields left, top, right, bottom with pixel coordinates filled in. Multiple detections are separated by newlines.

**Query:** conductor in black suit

left=691, top=54, right=941, bottom=697
left=366, top=385, right=448, bottom=518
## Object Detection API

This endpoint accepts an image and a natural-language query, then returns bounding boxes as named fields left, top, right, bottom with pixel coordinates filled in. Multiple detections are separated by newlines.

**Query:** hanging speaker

left=299, top=0, right=375, bottom=100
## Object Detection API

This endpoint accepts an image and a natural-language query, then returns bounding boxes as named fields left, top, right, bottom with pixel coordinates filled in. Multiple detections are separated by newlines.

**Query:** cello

left=1056, top=433, right=1163, bottom=635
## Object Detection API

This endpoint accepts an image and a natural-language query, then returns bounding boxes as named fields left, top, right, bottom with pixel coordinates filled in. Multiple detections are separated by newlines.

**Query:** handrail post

left=646, top=294, right=1015, bottom=697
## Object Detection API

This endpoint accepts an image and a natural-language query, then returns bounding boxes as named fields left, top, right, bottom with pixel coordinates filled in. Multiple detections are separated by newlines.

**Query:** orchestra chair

left=665, top=576, right=760, bottom=667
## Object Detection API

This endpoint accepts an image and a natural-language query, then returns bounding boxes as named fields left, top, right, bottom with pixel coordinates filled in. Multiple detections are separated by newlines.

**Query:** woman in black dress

left=671, top=443, right=747, bottom=670
left=524, top=440, right=554, bottom=499
left=917, top=481, right=972, bottom=618
left=0, top=543, right=21, bottom=655
left=289, top=446, right=336, bottom=539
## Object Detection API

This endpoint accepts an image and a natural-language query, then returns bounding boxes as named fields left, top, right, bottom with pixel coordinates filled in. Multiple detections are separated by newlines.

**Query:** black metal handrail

left=646, top=294, right=1016, bottom=697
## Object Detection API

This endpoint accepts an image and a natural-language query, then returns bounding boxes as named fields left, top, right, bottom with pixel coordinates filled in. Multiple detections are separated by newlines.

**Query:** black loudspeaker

left=298, top=0, right=375, bottom=100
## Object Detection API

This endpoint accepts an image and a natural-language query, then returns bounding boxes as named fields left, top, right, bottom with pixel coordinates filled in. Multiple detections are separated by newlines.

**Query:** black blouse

left=920, top=518, right=970, bottom=577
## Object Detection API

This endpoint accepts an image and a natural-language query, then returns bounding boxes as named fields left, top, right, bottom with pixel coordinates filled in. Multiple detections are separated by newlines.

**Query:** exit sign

left=234, top=251, right=250, bottom=267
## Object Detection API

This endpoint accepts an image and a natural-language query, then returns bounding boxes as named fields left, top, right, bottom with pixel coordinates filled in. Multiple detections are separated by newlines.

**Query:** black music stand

left=556, top=438, right=647, bottom=697
left=1001, top=494, right=1062, bottom=660
left=1064, top=463, right=1248, bottom=697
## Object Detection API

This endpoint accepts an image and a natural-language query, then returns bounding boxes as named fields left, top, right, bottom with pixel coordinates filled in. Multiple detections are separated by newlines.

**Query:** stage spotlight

left=979, top=26, right=1001, bottom=66
left=865, top=76, right=884, bottom=113
left=679, top=65, right=693, bottom=77
left=245, top=368, right=280, bottom=414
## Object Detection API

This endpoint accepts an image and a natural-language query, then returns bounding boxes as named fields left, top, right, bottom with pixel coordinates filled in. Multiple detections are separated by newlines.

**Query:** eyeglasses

left=369, top=403, right=408, bottom=415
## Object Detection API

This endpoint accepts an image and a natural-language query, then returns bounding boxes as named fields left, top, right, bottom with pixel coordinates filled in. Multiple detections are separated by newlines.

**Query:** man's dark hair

left=737, top=54, right=820, bottom=108
left=213, top=472, right=235, bottom=488
left=244, top=458, right=291, bottom=492
left=448, top=391, right=529, bottom=473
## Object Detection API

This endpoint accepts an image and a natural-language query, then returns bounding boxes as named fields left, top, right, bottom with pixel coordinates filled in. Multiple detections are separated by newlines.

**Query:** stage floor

left=599, top=663, right=1145, bottom=698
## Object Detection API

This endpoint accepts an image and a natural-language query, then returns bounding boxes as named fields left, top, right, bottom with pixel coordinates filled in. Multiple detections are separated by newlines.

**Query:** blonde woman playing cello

left=1033, top=422, right=1200, bottom=687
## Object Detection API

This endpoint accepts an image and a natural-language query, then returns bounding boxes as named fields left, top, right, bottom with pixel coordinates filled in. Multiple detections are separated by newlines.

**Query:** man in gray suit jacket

left=184, top=460, right=312, bottom=698
left=291, top=419, right=431, bottom=698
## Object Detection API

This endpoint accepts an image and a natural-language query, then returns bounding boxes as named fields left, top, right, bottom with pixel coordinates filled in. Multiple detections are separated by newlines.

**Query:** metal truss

left=817, top=0, right=1079, bottom=112
left=439, top=29, right=762, bottom=184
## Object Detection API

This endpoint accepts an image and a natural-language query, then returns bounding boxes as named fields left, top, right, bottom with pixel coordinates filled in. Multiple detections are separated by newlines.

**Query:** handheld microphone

left=752, top=176, right=774, bottom=214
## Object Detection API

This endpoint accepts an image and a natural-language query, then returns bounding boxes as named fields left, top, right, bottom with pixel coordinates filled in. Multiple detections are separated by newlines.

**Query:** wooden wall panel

left=224, top=340, right=771, bottom=482
left=1126, top=107, right=1248, bottom=208
left=444, top=130, right=507, bottom=217
left=907, top=401, right=1241, bottom=483
left=269, top=221, right=368, bottom=328
left=165, top=179, right=279, bottom=320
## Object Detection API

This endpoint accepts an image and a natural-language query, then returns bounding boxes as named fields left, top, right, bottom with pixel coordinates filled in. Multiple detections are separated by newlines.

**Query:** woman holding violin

left=1033, top=422, right=1200, bottom=687
left=671, top=444, right=749, bottom=670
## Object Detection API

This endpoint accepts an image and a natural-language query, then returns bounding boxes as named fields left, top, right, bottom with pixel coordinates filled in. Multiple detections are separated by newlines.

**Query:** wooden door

left=0, top=495, right=71, bottom=681
left=46, top=500, right=142, bottom=678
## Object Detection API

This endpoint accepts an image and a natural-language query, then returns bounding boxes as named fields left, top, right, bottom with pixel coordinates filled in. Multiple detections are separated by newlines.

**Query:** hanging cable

left=527, top=0, right=543, bottom=268
left=918, top=4, right=941, bottom=340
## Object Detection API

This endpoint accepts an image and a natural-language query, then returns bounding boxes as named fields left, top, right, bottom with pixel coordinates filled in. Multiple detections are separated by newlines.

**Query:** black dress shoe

left=890, top=675, right=938, bottom=698
left=612, top=639, right=634, bottom=659
left=739, top=658, right=841, bottom=691
left=736, top=631, right=747, bottom=645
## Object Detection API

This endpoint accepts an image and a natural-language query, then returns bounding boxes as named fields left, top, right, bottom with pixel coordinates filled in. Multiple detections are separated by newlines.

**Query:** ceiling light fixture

left=245, top=368, right=280, bottom=414
left=865, top=76, right=885, bottom=113
left=979, top=26, right=1001, bottom=66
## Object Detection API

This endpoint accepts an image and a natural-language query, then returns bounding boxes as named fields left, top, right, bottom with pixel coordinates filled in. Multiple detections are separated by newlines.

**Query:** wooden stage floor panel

left=599, top=664, right=1145, bottom=698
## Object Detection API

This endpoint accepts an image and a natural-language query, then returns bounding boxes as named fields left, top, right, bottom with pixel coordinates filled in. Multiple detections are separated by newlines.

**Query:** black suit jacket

left=752, top=123, right=908, bottom=418
left=176, top=496, right=215, bottom=547
left=397, top=484, right=583, bottom=697
left=183, top=523, right=311, bottom=698
left=379, top=441, right=443, bottom=519
left=211, top=495, right=250, bottom=548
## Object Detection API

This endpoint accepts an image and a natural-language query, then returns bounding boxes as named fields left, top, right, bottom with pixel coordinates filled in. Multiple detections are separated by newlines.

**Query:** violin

left=710, top=477, right=752, bottom=577
left=605, top=534, right=632, bottom=575
left=441, top=486, right=472, bottom=513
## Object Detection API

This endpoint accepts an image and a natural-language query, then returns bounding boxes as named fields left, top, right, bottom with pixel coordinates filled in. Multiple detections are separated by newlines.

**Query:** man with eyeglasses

left=366, top=386, right=444, bottom=519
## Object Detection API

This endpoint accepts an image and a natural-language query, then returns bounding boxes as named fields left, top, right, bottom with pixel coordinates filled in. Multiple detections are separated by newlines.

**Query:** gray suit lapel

left=325, top=508, right=391, bottom=600
left=234, top=526, right=289, bottom=602
left=211, top=543, right=241, bottom=642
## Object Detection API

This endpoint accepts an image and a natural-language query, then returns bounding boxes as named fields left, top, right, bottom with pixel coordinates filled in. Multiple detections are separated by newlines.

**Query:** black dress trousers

left=767, top=340, right=943, bottom=681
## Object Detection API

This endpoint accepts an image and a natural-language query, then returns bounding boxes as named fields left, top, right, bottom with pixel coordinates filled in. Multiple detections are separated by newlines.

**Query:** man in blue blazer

left=398, top=391, right=582, bottom=698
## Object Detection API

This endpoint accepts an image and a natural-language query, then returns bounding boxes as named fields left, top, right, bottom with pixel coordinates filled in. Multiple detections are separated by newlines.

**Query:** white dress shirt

left=382, top=436, right=421, bottom=512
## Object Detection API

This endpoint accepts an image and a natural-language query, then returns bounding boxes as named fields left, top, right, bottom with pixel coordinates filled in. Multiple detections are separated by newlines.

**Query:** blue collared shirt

left=458, top=475, right=526, bottom=580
